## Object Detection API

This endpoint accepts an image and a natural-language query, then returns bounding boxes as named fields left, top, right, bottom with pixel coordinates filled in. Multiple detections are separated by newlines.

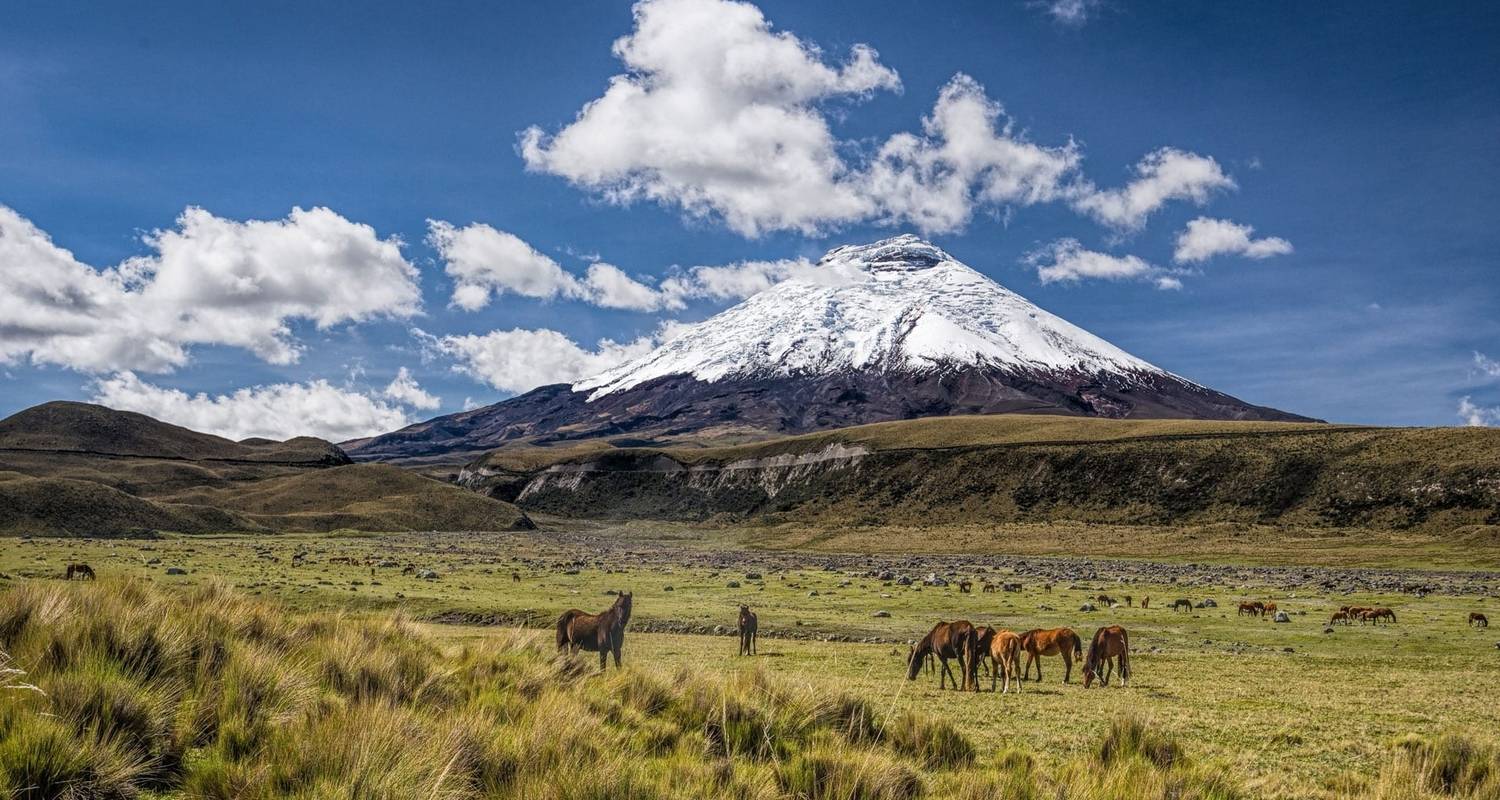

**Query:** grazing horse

left=982, top=583, right=997, bottom=593
left=556, top=591, right=633, bottom=672
left=1238, top=601, right=1264, bottom=617
left=1123, top=595, right=1133, bottom=608
left=1263, top=602, right=1278, bottom=616
left=1083, top=625, right=1131, bottom=688
left=1096, top=594, right=1116, bottom=607
left=64, top=563, right=96, bottom=580
left=1170, top=599, right=1193, bottom=613
left=907, top=620, right=976, bottom=690
left=738, top=604, right=758, bottom=656
left=1371, top=608, right=1397, bottom=624
left=1470, top=612, right=1489, bottom=628
left=1019, top=627, right=1083, bottom=684
left=969, top=626, right=1024, bottom=693
left=1140, top=596, right=1150, bottom=609
left=958, top=580, right=973, bottom=594
left=1330, top=610, right=1351, bottom=625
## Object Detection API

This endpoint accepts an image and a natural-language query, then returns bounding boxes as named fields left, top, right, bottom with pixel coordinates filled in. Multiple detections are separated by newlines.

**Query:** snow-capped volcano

left=344, top=235, right=1309, bottom=461
left=576, top=235, right=1169, bottom=399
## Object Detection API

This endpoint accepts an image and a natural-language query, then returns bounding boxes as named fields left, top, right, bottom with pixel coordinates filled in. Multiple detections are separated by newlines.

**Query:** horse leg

left=939, top=656, right=955, bottom=690
left=599, top=649, right=608, bottom=672
left=613, top=632, right=623, bottom=669
left=1062, top=652, right=1072, bottom=684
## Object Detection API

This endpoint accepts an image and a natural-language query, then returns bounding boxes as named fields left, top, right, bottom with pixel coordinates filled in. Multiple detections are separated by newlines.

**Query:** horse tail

left=555, top=611, right=576, bottom=651
left=1120, top=628, right=1131, bottom=680
left=1073, top=631, right=1084, bottom=660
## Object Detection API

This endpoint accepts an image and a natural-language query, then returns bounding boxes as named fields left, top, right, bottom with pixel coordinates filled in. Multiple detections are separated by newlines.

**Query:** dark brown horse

left=907, top=620, right=975, bottom=690
left=1170, top=599, right=1192, bottom=612
left=1019, top=627, right=1083, bottom=684
left=738, top=604, right=758, bottom=656
left=1083, top=625, right=1130, bottom=688
left=556, top=591, right=633, bottom=671
left=64, top=563, right=95, bottom=580
left=1470, top=612, right=1488, bottom=628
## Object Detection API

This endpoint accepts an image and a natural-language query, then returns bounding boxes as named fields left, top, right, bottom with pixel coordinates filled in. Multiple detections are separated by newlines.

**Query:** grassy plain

left=4, top=528, right=1498, bottom=797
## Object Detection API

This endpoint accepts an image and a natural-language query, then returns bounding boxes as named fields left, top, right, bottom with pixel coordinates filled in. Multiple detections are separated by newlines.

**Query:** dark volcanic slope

left=343, top=367, right=1312, bottom=461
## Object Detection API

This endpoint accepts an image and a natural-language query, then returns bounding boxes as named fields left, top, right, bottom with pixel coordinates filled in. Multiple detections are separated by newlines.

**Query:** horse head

left=905, top=644, right=924, bottom=681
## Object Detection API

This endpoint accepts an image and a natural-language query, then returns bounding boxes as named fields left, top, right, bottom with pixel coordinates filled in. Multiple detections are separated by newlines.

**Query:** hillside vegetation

left=476, top=414, right=1500, bottom=533
left=0, top=403, right=531, bottom=536
left=3, top=579, right=1495, bottom=800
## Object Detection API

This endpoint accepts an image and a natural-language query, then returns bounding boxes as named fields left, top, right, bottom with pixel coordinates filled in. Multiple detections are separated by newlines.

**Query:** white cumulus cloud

left=1025, top=238, right=1182, bottom=290
left=1070, top=148, right=1236, bottom=231
left=1457, top=396, right=1500, bottom=427
left=519, top=0, right=897, bottom=237
left=90, top=371, right=422, bottom=442
left=519, top=0, right=1110, bottom=237
left=0, top=204, right=421, bottom=373
left=421, top=328, right=659, bottom=394
left=1173, top=216, right=1293, bottom=263
left=382, top=366, right=441, bottom=410
left=520, top=0, right=1236, bottom=238
left=428, top=220, right=680, bottom=312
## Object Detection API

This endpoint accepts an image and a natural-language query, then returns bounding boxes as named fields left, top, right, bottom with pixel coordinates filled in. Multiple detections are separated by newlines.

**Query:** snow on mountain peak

left=573, top=235, right=1174, bottom=399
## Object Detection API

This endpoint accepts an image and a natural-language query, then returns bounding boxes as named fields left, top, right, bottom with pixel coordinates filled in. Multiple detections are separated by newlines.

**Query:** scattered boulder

left=1079, top=603, right=1097, bottom=612
left=664, top=586, right=674, bottom=592
left=873, top=610, right=891, bottom=618
left=1201, top=599, right=1218, bottom=608
left=164, top=567, right=187, bottom=575
left=1273, top=611, right=1291, bottom=623
left=745, top=572, right=762, bottom=580
left=417, top=569, right=439, bottom=580
left=896, top=576, right=913, bottom=586
left=726, top=580, right=741, bottom=588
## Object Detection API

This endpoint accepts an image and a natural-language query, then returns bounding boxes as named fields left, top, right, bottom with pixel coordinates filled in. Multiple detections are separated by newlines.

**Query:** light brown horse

left=1370, top=608, right=1396, bottom=624
left=1019, top=627, right=1083, bottom=684
left=969, top=626, right=1024, bottom=693
left=556, top=591, right=633, bottom=671
left=1083, top=625, right=1131, bottom=688
left=1238, top=601, right=1264, bottom=617
left=64, top=563, right=95, bottom=580
left=738, top=604, right=758, bottom=656
left=1263, top=602, right=1278, bottom=616
left=1470, top=612, right=1488, bottom=628
left=907, top=620, right=975, bottom=690
left=1140, top=596, right=1150, bottom=609
left=1330, top=610, right=1351, bottom=625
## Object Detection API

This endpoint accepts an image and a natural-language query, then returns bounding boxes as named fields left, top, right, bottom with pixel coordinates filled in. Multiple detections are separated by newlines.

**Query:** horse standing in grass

left=1470, top=612, right=1489, bottom=628
left=1019, top=627, right=1083, bottom=684
left=970, top=626, right=1024, bottom=693
left=556, top=591, right=633, bottom=672
left=907, top=620, right=975, bottom=690
left=1238, top=601, right=1264, bottom=617
left=1330, top=610, right=1351, bottom=625
left=1170, top=599, right=1192, bottom=613
left=64, top=563, right=95, bottom=580
left=1371, top=607, right=1396, bottom=624
left=737, top=604, right=758, bottom=656
left=1083, top=625, right=1131, bottom=688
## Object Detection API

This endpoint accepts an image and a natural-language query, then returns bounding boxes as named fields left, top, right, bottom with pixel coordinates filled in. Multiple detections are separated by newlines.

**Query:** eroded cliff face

left=458, top=429, right=1500, bottom=533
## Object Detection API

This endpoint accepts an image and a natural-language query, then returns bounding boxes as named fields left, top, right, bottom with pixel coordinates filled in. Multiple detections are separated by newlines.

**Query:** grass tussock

left=0, top=579, right=1495, bottom=800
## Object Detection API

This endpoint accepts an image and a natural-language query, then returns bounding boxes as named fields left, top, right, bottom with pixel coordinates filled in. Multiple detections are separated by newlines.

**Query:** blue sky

left=2, top=0, right=1498, bottom=439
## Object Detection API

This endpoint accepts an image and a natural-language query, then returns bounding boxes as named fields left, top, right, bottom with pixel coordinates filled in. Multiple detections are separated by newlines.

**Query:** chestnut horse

left=64, top=563, right=96, bottom=580
left=1238, top=601, right=1264, bottom=617
left=1469, top=612, right=1488, bottom=628
left=1083, top=625, right=1130, bottom=688
left=1330, top=610, right=1351, bottom=625
left=556, top=591, right=633, bottom=671
left=738, top=604, right=758, bottom=656
left=969, top=626, right=1024, bottom=693
left=1019, top=627, right=1083, bottom=684
left=907, top=620, right=975, bottom=690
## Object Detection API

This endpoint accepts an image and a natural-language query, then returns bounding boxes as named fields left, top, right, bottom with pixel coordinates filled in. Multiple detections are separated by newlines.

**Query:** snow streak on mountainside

left=575, top=235, right=1176, bottom=400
